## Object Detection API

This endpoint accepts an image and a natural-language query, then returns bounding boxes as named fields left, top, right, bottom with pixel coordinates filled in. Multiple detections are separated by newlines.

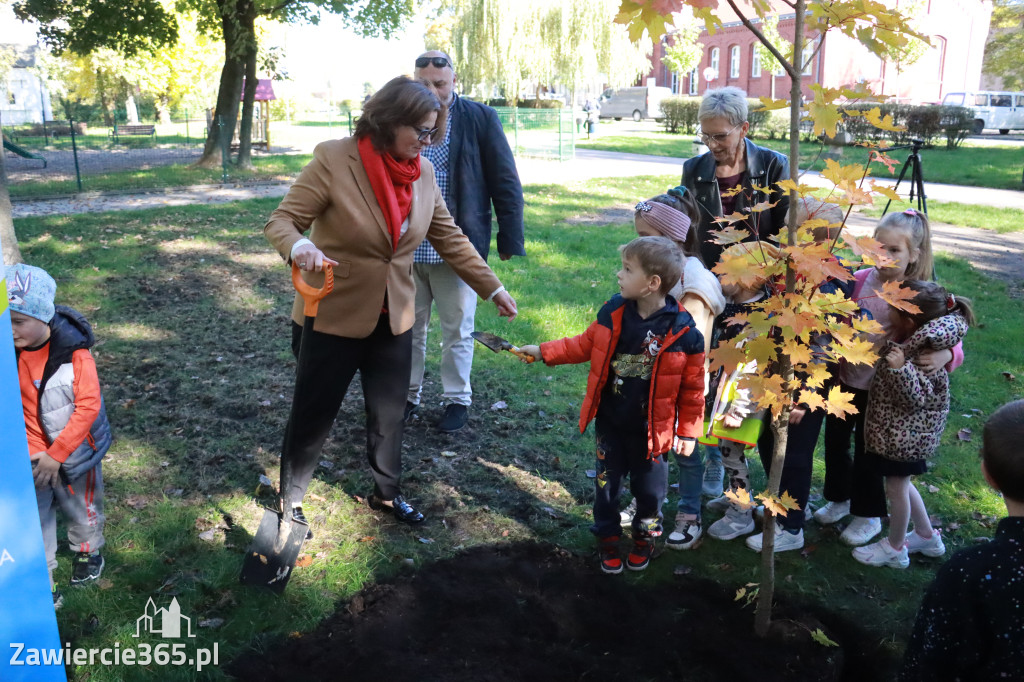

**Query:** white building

left=1, top=45, right=53, bottom=125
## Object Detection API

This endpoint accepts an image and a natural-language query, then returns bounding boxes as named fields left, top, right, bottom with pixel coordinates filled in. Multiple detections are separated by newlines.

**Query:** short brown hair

left=619, top=236, right=684, bottom=296
left=898, top=280, right=976, bottom=328
left=355, top=76, right=440, bottom=151
left=982, top=400, right=1024, bottom=502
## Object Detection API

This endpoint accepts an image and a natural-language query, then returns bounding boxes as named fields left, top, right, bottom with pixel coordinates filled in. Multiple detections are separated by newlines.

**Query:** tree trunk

left=753, top=0, right=805, bottom=639
left=194, top=0, right=254, bottom=169
left=0, top=112, right=24, bottom=265
left=236, top=18, right=258, bottom=171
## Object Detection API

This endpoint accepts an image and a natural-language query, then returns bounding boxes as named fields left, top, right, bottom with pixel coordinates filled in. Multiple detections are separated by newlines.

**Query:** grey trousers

left=36, top=463, right=105, bottom=572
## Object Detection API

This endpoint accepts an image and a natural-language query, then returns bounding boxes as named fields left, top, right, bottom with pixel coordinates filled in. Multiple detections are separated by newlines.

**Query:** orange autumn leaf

left=746, top=335, right=778, bottom=366
left=875, top=279, right=922, bottom=315
left=709, top=224, right=755, bottom=245
left=749, top=199, right=779, bottom=214
left=825, top=385, right=859, bottom=419
left=708, top=342, right=749, bottom=375
left=720, top=185, right=745, bottom=198
left=757, top=490, right=801, bottom=517
left=869, top=150, right=900, bottom=174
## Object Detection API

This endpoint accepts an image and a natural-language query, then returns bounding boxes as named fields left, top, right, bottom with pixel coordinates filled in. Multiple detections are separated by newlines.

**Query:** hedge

left=840, top=103, right=975, bottom=149
left=660, top=97, right=780, bottom=137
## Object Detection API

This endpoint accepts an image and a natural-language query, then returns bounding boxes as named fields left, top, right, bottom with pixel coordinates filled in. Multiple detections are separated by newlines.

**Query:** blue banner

left=0, top=269, right=65, bottom=679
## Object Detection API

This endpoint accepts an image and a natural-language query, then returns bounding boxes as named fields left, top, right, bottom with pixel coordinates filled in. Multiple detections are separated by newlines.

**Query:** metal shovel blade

left=471, top=331, right=535, bottom=363
left=240, top=508, right=310, bottom=593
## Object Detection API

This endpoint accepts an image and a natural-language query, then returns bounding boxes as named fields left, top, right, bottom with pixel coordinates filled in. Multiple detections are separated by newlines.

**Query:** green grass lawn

left=578, top=128, right=1024, bottom=190
left=8, top=154, right=313, bottom=199
left=10, top=173, right=1024, bottom=680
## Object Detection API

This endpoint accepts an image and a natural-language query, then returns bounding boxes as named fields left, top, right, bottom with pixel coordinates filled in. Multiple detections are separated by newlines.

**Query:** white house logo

left=134, top=597, right=195, bottom=639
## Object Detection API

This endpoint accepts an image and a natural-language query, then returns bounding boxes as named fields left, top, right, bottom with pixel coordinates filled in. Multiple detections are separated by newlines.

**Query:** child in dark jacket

left=7, top=264, right=111, bottom=609
left=901, top=399, right=1024, bottom=680
left=521, top=236, right=706, bottom=574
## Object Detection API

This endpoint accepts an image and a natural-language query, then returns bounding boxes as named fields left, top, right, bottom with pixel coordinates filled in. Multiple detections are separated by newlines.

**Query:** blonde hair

left=619, top=236, right=685, bottom=296
left=875, top=209, right=933, bottom=280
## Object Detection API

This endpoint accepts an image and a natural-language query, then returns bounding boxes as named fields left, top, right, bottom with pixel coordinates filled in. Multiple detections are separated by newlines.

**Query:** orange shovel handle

left=292, top=263, right=334, bottom=317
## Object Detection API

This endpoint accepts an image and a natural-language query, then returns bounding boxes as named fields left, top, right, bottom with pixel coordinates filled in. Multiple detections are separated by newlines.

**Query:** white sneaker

left=852, top=538, right=909, bottom=569
left=840, top=516, right=882, bottom=546
left=708, top=507, right=755, bottom=540
left=813, top=500, right=851, bottom=525
left=706, top=494, right=731, bottom=512
left=702, top=460, right=725, bottom=497
left=906, top=529, right=946, bottom=557
left=666, top=513, right=703, bottom=550
left=619, top=498, right=637, bottom=526
left=746, top=525, right=805, bottom=553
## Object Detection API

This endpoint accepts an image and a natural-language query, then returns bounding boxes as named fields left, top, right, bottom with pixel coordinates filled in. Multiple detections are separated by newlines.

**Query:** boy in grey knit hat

left=7, top=263, right=112, bottom=609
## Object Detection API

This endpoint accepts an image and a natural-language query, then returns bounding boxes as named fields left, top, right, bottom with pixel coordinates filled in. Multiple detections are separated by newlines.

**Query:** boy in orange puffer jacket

left=521, top=236, right=706, bottom=573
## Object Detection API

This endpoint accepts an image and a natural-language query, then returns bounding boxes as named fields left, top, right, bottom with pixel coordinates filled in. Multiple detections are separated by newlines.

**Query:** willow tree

left=985, top=0, right=1024, bottom=90
left=620, top=0, right=926, bottom=637
left=448, top=0, right=651, bottom=103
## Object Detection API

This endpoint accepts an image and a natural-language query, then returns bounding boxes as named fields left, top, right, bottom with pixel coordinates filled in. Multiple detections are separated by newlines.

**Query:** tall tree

left=984, top=0, right=1024, bottom=90
left=619, top=0, right=926, bottom=637
left=13, top=0, right=178, bottom=57
left=185, top=0, right=416, bottom=169
left=447, top=0, right=651, bottom=104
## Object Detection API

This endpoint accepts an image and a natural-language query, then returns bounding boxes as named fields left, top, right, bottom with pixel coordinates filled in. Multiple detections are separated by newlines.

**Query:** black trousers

left=822, top=385, right=887, bottom=518
left=758, top=409, right=825, bottom=531
left=280, top=316, right=412, bottom=503
left=590, top=420, right=668, bottom=539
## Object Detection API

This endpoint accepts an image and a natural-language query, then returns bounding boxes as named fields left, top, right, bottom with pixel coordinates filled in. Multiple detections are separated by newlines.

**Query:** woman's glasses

left=697, top=123, right=742, bottom=145
left=415, top=126, right=438, bottom=142
left=415, top=57, right=451, bottom=69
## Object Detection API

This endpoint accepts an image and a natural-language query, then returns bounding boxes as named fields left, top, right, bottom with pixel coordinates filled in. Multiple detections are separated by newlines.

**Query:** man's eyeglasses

left=415, top=126, right=438, bottom=142
left=698, top=123, right=742, bottom=145
left=415, top=56, right=451, bottom=69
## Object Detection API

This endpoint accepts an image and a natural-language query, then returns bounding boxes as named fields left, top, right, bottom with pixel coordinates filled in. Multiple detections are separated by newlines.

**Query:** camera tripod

left=876, top=138, right=927, bottom=217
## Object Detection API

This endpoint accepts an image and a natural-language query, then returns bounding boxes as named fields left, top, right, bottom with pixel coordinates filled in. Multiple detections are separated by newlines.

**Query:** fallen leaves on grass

left=294, top=554, right=313, bottom=568
left=957, top=428, right=972, bottom=442
left=490, top=400, right=508, bottom=411
left=198, top=529, right=217, bottom=542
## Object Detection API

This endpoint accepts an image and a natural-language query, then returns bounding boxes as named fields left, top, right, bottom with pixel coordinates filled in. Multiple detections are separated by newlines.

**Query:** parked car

left=941, top=90, right=1024, bottom=135
left=597, top=86, right=673, bottom=122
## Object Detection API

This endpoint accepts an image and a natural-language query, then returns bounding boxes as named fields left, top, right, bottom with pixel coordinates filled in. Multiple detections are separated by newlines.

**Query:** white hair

left=699, top=87, right=748, bottom=126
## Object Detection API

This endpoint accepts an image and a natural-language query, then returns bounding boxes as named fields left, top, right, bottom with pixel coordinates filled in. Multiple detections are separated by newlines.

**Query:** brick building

left=643, top=0, right=992, bottom=104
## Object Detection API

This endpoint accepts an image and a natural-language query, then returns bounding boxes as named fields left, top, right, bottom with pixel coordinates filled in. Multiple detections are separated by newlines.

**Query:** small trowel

left=471, top=331, right=535, bottom=363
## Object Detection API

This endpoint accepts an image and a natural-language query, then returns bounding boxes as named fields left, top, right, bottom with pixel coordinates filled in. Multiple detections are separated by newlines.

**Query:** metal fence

left=492, top=108, right=575, bottom=162
left=3, top=107, right=578, bottom=199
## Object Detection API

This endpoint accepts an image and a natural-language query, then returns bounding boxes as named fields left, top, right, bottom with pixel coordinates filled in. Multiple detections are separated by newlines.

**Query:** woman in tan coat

left=265, top=76, right=517, bottom=527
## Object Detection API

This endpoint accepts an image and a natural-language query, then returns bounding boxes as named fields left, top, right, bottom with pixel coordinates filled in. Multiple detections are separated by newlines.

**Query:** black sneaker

left=436, top=404, right=469, bottom=433
left=291, top=505, right=313, bottom=540
left=404, top=401, right=418, bottom=423
left=70, top=552, right=104, bottom=585
left=52, top=587, right=64, bottom=610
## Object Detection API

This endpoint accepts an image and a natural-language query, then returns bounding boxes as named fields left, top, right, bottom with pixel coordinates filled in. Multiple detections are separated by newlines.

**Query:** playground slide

left=2, top=136, right=47, bottom=168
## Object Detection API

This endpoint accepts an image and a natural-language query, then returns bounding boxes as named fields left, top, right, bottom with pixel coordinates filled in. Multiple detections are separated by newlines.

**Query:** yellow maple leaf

left=869, top=182, right=902, bottom=202
left=748, top=199, right=779, bottom=214
left=803, top=364, right=831, bottom=390
left=784, top=342, right=814, bottom=367
left=757, top=491, right=801, bottom=517
left=825, top=385, right=859, bottom=419
left=746, top=335, right=778, bottom=366
left=725, top=489, right=756, bottom=510
left=863, top=106, right=906, bottom=132
left=708, top=342, right=749, bottom=375
left=835, top=336, right=879, bottom=367
left=708, top=224, right=755, bottom=246
left=798, top=389, right=826, bottom=412
left=821, top=159, right=865, bottom=187
left=776, top=179, right=821, bottom=197
left=757, top=96, right=790, bottom=111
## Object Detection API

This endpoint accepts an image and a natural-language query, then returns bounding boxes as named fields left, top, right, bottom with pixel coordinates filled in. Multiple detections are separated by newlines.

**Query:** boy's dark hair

left=620, top=236, right=684, bottom=296
left=355, top=76, right=440, bottom=151
left=982, top=400, right=1024, bottom=502
left=899, top=280, right=977, bottom=328
left=647, top=189, right=702, bottom=263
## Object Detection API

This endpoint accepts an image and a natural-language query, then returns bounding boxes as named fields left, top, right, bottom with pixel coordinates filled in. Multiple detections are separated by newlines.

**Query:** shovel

left=471, top=331, right=535, bottom=363
left=240, top=262, right=333, bottom=593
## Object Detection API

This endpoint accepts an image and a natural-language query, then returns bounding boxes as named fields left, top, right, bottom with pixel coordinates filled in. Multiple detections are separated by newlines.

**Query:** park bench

left=110, top=124, right=156, bottom=142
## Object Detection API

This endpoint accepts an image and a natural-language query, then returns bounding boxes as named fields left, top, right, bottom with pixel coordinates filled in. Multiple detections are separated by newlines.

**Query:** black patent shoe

left=291, top=505, right=314, bottom=540
left=369, top=494, right=425, bottom=524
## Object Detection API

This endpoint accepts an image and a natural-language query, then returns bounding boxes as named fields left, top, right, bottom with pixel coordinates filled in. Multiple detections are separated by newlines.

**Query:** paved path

left=11, top=148, right=1024, bottom=292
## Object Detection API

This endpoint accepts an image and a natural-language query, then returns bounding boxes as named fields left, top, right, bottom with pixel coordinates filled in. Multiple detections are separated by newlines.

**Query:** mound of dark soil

left=229, top=542, right=891, bottom=682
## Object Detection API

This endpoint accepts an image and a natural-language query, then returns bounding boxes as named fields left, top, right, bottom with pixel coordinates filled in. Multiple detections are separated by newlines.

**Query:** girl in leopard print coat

left=853, top=281, right=976, bottom=569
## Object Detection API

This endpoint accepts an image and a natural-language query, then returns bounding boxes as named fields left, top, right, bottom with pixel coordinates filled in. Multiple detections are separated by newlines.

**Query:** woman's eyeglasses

left=415, top=126, right=438, bottom=142
left=415, top=57, right=451, bottom=69
left=698, top=123, right=742, bottom=145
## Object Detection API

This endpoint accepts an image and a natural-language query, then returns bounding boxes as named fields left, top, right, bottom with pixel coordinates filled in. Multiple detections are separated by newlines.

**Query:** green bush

left=839, top=103, right=972, bottom=148
left=660, top=96, right=701, bottom=134
left=938, top=105, right=974, bottom=149
left=746, top=98, right=771, bottom=135
left=518, top=98, right=564, bottom=109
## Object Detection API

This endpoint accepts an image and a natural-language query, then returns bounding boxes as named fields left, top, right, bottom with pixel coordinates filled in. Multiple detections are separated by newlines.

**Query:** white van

left=941, top=91, right=1024, bottom=134
left=597, top=86, right=673, bottom=122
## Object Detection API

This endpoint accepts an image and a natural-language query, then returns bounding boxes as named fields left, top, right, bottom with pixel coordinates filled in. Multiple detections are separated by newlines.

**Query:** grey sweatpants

left=35, top=463, right=105, bottom=573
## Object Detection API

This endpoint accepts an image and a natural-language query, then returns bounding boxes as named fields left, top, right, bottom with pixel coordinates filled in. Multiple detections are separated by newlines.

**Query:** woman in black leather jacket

left=679, top=86, right=789, bottom=268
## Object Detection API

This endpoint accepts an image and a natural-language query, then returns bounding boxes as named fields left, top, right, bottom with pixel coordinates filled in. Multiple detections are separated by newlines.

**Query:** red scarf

left=358, top=135, right=420, bottom=252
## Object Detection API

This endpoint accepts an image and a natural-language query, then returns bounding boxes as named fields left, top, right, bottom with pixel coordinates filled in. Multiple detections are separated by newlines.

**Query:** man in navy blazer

left=407, top=50, right=526, bottom=432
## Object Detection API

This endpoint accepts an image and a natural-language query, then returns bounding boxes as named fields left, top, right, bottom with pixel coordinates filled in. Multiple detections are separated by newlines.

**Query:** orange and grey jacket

left=539, top=294, right=706, bottom=457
